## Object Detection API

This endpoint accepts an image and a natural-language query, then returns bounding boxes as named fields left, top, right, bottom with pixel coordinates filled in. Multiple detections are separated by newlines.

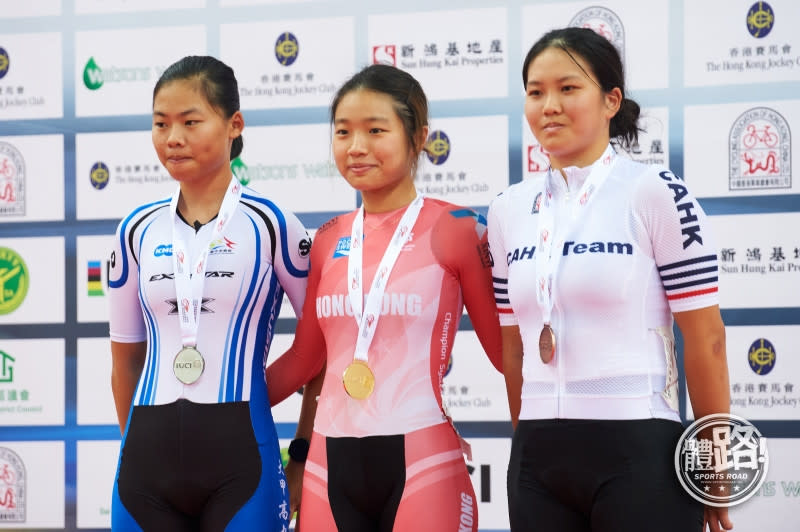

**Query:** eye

left=153, top=121, right=166, bottom=128
left=369, top=128, right=385, bottom=134
left=185, top=120, right=199, bottom=126
left=527, top=89, right=541, bottom=97
left=334, top=128, right=349, bottom=136
left=561, top=85, right=577, bottom=93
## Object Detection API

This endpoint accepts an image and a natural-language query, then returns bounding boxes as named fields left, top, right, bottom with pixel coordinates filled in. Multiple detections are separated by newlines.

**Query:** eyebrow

left=334, top=116, right=391, bottom=124
left=152, top=108, right=202, bottom=117
left=526, top=75, right=583, bottom=88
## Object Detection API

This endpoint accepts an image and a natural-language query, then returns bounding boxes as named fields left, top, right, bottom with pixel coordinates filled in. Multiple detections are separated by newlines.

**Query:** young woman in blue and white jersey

left=488, top=28, right=733, bottom=532
left=108, top=56, right=310, bottom=531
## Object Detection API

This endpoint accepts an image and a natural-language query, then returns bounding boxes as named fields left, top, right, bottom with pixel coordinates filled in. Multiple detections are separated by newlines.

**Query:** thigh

left=508, top=421, right=588, bottom=532
left=296, top=431, right=342, bottom=532
left=393, top=423, right=478, bottom=532
left=590, top=420, right=703, bottom=532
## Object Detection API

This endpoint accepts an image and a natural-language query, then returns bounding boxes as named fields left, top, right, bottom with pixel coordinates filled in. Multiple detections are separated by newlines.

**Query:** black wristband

left=288, top=437, right=310, bottom=463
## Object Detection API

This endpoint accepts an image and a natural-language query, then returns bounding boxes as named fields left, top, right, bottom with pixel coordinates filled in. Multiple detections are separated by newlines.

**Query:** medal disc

left=538, top=325, right=556, bottom=364
left=342, top=360, right=375, bottom=399
left=173, top=346, right=205, bottom=384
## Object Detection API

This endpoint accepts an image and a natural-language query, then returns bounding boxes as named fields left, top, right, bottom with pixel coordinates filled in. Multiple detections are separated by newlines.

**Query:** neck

left=177, top=170, right=234, bottom=225
left=550, top=138, right=611, bottom=176
left=360, top=178, right=418, bottom=214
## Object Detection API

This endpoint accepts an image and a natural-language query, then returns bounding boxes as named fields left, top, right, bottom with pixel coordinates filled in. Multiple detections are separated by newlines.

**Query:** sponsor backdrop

left=0, top=0, right=798, bottom=529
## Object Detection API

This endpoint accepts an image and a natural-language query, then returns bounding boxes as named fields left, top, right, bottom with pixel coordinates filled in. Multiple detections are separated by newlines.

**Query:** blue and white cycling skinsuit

left=108, top=187, right=309, bottom=531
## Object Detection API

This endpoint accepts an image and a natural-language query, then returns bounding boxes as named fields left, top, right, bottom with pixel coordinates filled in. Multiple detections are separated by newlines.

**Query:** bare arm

left=674, top=305, right=734, bottom=532
left=286, top=367, right=325, bottom=518
left=110, top=340, right=146, bottom=435
left=502, top=325, right=523, bottom=429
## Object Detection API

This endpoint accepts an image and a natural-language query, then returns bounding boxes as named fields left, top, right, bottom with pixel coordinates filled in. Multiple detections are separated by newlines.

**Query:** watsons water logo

left=747, top=1, right=775, bottom=38
left=748, top=338, right=776, bottom=375
left=90, top=161, right=110, bottom=190
left=82, top=56, right=155, bottom=91
left=0, top=446, right=25, bottom=522
left=425, top=130, right=451, bottom=165
left=0, top=48, right=9, bottom=80
left=729, top=107, right=791, bottom=191
left=569, top=6, right=625, bottom=64
left=0, top=247, right=28, bottom=315
left=231, top=156, right=337, bottom=183
left=275, top=32, right=299, bottom=66
left=0, top=141, right=25, bottom=216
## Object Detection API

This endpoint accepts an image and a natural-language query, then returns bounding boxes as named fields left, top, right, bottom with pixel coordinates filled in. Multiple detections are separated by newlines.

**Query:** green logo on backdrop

left=83, top=57, right=104, bottom=90
left=0, top=247, right=28, bottom=315
left=232, top=157, right=250, bottom=186
left=0, top=351, right=14, bottom=383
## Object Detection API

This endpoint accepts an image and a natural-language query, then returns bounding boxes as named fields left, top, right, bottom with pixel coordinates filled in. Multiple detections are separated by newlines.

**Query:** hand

left=285, top=458, right=306, bottom=519
left=704, top=505, right=733, bottom=532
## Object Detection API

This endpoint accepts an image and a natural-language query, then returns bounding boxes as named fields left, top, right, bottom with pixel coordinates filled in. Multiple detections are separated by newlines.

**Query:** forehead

left=153, top=79, right=213, bottom=111
left=526, top=46, right=593, bottom=82
left=334, top=89, right=400, bottom=121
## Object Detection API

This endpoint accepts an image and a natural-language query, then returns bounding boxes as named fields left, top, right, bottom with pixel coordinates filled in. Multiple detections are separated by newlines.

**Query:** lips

left=348, top=163, right=374, bottom=175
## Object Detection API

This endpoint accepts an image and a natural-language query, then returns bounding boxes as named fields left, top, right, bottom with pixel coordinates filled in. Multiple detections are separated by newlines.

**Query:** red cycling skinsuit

left=267, top=198, right=503, bottom=532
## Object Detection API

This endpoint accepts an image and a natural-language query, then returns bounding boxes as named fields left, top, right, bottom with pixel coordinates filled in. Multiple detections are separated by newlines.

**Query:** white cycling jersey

left=488, top=147, right=719, bottom=421
left=109, top=188, right=310, bottom=406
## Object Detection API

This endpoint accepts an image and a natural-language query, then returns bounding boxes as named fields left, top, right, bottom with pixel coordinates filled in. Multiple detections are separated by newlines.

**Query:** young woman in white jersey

left=488, top=28, right=733, bottom=532
left=108, top=56, right=310, bottom=531
left=265, top=64, right=503, bottom=531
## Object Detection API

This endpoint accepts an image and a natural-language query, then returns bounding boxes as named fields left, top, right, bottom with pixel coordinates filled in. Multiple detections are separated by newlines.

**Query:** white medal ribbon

left=170, top=176, right=243, bottom=348
left=347, top=195, right=424, bottom=365
left=535, top=145, right=617, bottom=326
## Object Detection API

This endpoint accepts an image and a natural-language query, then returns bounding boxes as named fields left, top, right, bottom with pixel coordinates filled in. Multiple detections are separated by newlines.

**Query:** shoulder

left=116, top=197, right=171, bottom=237
left=426, top=198, right=486, bottom=232
left=240, top=187, right=294, bottom=221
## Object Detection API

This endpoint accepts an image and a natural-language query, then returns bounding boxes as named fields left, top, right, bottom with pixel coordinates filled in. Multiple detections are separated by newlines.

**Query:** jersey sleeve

left=487, top=192, right=517, bottom=326
left=435, top=206, right=503, bottom=373
left=269, top=203, right=311, bottom=317
left=634, top=166, right=720, bottom=313
left=266, top=219, right=330, bottom=406
left=108, top=213, right=147, bottom=343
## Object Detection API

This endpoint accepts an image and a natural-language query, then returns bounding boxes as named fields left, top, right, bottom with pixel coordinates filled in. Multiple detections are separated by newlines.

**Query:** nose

left=347, top=131, right=367, bottom=155
left=166, top=126, right=184, bottom=147
left=542, top=90, right=561, bottom=115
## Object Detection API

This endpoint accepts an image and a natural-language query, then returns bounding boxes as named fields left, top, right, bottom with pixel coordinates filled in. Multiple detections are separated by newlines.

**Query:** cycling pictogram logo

left=747, top=338, right=776, bottom=376
left=729, top=107, right=791, bottom=191
left=0, top=141, right=25, bottom=216
left=0, top=446, right=25, bottom=522
left=275, top=32, right=299, bottom=67
left=746, top=1, right=775, bottom=38
left=568, top=6, right=625, bottom=64
left=0, top=247, right=28, bottom=315
left=425, top=130, right=451, bottom=165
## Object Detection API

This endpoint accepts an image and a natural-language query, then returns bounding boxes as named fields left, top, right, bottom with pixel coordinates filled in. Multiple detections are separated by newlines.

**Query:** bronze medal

left=538, top=324, right=556, bottom=364
left=173, top=346, right=205, bottom=384
left=342, top=360, right=375, bottom=399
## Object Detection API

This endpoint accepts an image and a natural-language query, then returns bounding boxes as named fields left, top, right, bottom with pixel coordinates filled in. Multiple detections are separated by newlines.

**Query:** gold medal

left=173, top=346, right=205, bottom=384
left=342, top=360, right=375, bottom=399
left=538, top=324, right=556, bottom=364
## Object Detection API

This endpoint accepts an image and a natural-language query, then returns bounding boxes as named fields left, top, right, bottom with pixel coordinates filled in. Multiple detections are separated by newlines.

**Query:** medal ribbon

left=535, top=145, right=617, bottom=325
left=347, top=195, right=424, bottom=365
left=170, top=176, right=243, bottom=348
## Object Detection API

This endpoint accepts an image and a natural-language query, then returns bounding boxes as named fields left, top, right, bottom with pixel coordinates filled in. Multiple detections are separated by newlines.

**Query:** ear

left=229, top=110, right=244, bottom=140
left=416, top=124, right=430, bottom=154
left=604, top=87, right=622, bottom=119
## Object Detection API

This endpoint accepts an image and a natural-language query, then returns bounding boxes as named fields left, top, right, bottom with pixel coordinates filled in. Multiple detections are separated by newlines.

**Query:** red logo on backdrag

left=372, top=45, right=396, bottom=66
left=729, top=107, right=791, bottom=191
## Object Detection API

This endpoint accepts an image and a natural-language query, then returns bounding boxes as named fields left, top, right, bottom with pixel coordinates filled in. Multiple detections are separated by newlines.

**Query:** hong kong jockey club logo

left=0, top=47, right=9, bottom=80
left=748, top=338, right=776, bottom=376
left=729, top=107, right=791, bottom=191
left=90, top=161, right=110, bottom=190
left=746, top=1, right=775, bottom=38
left=0, top=446, right=26, bottom=522
left=675, top=414, right=768, bottom=507
left=372, top=45, right=397, bottom=66
left=0, top=142, right=25, bottom=216
left=569, top=6, right=625, bottom=64
left=425, top=130, right=451, bottom=165
left=274, top=32, right=299, bottom=67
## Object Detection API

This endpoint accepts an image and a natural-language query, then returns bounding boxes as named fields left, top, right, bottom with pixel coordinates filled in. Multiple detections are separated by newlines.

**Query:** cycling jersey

left=108, top=188, right=310, bottom=531
left=266, top=197, right=502, bottom=531
left=487, top=148, right=719, bottom=422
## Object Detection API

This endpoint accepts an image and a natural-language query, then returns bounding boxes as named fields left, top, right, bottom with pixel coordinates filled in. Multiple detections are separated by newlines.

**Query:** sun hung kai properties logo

left=82, top=56, right=153, bottom=91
